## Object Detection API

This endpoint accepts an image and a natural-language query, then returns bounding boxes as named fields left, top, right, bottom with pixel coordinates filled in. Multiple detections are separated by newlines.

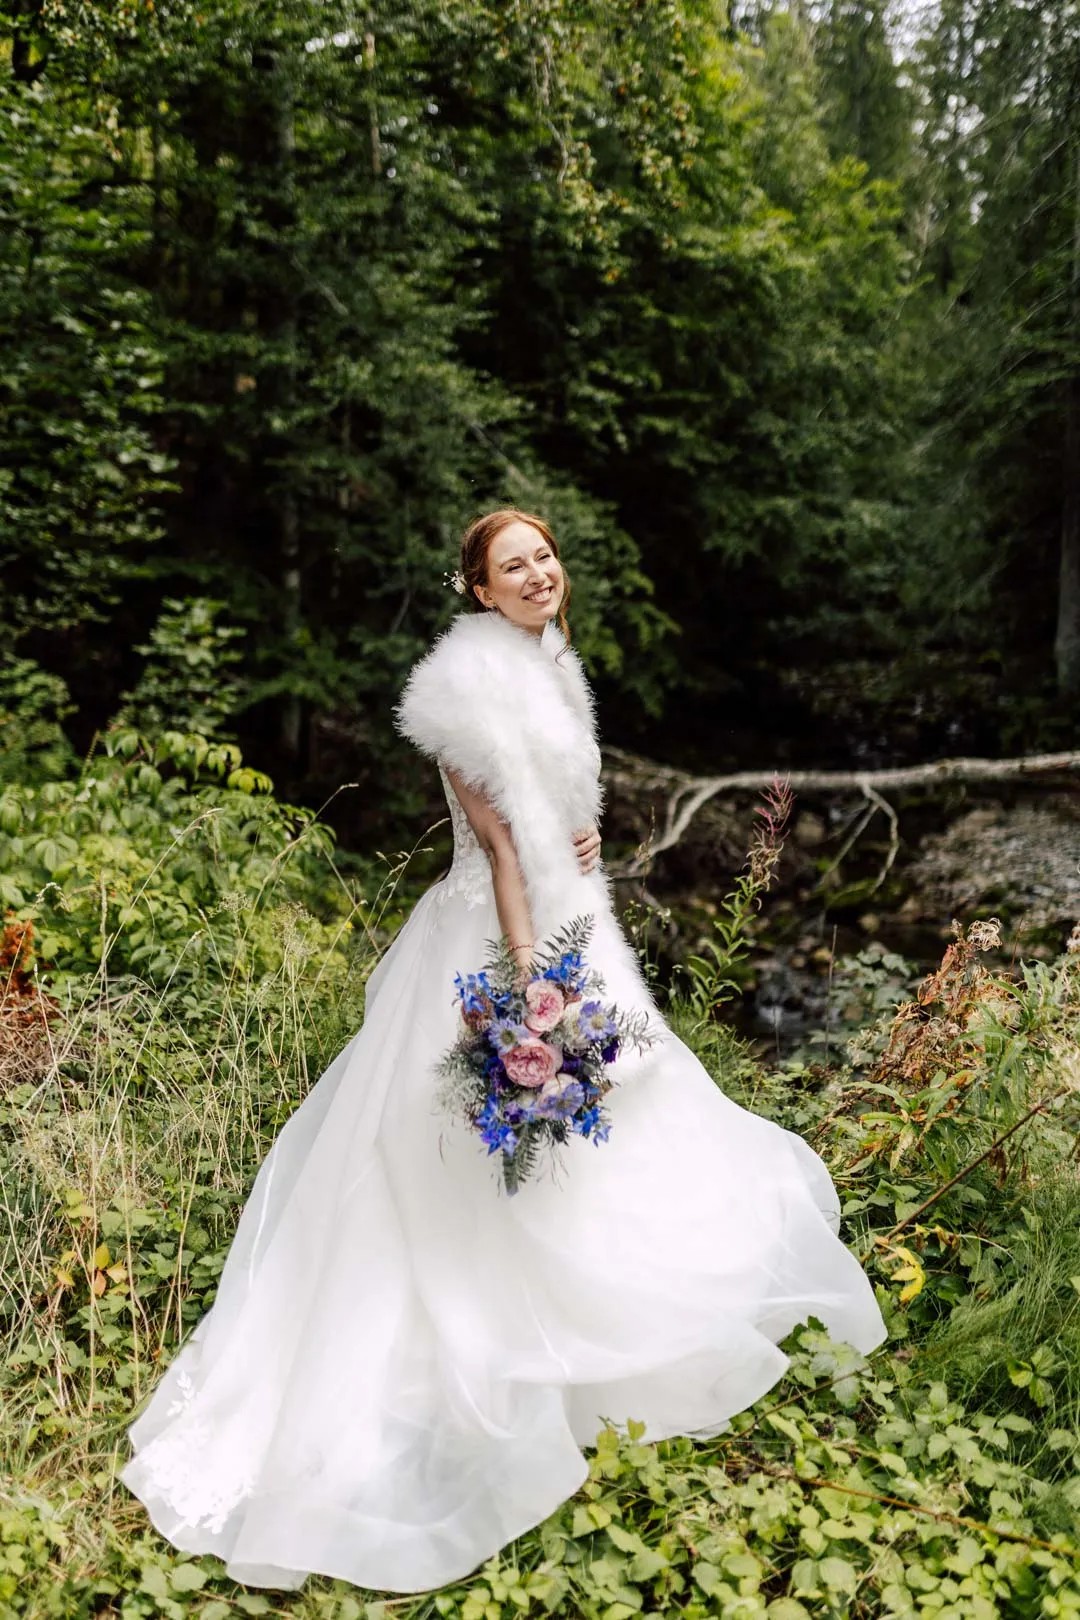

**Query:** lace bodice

left=437, top=765, right=491, bottom=908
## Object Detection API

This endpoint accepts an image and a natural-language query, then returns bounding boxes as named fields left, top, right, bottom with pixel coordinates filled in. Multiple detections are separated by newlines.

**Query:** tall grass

left=916, top=1173, right=1080, bottom=1474
left=0, top=825, right=421, bottom=1516
left=1, top=788, right=1079, bottom=1615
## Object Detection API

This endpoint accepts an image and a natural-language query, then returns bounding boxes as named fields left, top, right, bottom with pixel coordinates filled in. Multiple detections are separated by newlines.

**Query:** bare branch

left=604, top=747, right=1080, bottom=879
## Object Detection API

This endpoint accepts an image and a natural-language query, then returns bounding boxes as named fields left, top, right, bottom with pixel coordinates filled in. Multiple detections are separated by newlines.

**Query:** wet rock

left=795, top=811, right=827, bottom=847
left=909, top=796, right=1080, bottom=934
left=751, top=949, right=835, bottom=1038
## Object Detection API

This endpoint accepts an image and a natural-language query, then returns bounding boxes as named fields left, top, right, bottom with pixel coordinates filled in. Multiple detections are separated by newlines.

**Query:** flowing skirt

left=120, top=875, right=887, bottom=1593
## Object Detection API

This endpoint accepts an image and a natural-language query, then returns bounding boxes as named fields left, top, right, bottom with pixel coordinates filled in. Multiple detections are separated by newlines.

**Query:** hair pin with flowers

left=443, top=569, right=467, bottom=596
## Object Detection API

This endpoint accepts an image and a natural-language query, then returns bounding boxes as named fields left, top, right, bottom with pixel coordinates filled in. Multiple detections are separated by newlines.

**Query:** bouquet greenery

left=437, top=917, right=652, bottom=1195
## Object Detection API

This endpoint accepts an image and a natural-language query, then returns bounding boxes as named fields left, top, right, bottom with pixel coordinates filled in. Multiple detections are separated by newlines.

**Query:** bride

left=120, top=507, right=887, bottom=1594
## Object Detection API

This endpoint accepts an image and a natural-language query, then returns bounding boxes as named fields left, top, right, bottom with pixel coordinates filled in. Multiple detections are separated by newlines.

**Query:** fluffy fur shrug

left=395, top=610, right=660, bottom=1035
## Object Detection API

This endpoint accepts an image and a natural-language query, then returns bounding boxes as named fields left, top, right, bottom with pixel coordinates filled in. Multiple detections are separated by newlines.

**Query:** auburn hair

left=459, top=508, right=571, bottom=640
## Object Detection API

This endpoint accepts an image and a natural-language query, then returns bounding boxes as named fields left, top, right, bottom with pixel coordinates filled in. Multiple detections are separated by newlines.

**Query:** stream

left=608, top=778, right=1080, bottom=1061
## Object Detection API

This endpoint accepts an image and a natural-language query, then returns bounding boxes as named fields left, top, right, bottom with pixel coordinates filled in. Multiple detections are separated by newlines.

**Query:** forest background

left=3, top=5, right=1080, bottom=1618
left=3, top=0, right=1079, bottom=840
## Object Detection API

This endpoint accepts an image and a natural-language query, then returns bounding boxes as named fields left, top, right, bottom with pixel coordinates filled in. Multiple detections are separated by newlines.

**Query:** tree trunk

left=364, top=33, right=382, bottom=177
left=602, top=745, right=1080, bottom=877
left=264, top=50, right=303, bottom=764
left=1055, top=138, right=1080, bottom=697
left=10, top=2, right=42, bottom=84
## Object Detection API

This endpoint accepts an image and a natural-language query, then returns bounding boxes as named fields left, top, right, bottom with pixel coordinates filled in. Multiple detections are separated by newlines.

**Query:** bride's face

left=475, top=521, right=564, bottom=633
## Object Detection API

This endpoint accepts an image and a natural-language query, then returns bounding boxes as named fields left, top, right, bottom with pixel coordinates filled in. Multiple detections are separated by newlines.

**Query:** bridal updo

left=460, top=508, right=572, bottom=640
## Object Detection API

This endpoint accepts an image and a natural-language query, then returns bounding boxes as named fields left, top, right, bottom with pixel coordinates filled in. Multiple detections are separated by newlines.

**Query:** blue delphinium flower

left=454, top=970, right=494, bottom=1016
left=600, top=1036, right=620, bottom=1065
left=477, top=1097, right=518, bottom=1156
left=483, top=1118, right=518, bottom=1156
left=483, top=1051, right=508, bottom=1087
left=572, top=1105, right=611, bottom=1142
left=577, top=1000, right=618, bottom=1042
left=543, top=949, right=587, bottom=993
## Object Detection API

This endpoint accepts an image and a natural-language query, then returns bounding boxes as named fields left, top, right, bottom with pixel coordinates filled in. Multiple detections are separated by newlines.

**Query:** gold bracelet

left=508, top=940, right=533, bottom=952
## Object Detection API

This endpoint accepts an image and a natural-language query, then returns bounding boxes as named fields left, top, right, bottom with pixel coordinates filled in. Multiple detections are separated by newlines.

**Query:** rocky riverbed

left=603, top=753, right=1080, bottom=1056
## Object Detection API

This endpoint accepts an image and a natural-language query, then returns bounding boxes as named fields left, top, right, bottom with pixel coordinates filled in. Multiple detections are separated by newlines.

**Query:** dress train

left=121, top=825, right=886, bottom=1593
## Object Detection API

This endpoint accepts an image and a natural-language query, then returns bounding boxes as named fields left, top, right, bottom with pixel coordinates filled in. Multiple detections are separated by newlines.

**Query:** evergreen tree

left=811, top=0, right=914, bottom=181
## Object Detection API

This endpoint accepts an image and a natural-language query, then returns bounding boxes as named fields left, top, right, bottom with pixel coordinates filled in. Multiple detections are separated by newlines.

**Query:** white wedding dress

left=121, top=622, right=887, bottom=1595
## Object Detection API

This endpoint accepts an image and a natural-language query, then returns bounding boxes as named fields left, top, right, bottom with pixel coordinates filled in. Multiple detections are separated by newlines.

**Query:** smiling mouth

left=524, top=585, right=555, bottom=603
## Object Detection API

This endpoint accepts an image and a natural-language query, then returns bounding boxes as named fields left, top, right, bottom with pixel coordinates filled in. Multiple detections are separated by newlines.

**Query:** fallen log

left=603, top=746, right=1080, bottom=883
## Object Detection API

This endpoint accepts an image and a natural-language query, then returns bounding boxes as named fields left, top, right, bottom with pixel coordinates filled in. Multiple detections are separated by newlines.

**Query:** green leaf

left=606, top=1524, right=644, bottom=1555
left=571, top=1505, right=596, bottom=1538
left=818, top=1555, right=858, bottom=1595
left=169, top=1563, right=208, bottom=1592
left=723, top=1551, right=762, bottom=1580
left=943, top=1536, right=985, bottom=1576
left=628, top=1547, right=668, bottom=1581
left=764, top=1411, right=803, bottom=1443
left=138, top=1564, right=170, bottom=1600
left=693, top=1562, right=724, bottom=1596
left=790, top=1558, right=821, bottom=1596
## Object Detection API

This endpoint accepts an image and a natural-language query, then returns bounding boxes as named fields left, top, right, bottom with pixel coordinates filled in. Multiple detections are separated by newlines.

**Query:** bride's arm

left=444, top=767, right=535, bottom=976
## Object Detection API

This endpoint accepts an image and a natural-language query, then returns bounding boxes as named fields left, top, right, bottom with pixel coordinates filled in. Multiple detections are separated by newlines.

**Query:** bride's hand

left=572, top=823, right=602, bottom=874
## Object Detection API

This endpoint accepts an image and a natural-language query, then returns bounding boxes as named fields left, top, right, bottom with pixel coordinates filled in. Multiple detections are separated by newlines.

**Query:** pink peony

left=523, top=979, right=566, bottom=1033
left=503, top=1037, right=562, bottom=1088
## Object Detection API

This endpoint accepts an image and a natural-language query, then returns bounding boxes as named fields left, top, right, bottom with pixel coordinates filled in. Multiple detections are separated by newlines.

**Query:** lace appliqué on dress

left=437, top=767, right=491, bottom=910
left=133, top=1366, right=255, bottom=1535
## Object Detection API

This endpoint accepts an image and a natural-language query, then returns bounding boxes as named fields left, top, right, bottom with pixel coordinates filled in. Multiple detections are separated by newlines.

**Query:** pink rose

left=503, top=1038, right=562, bottom=1088
left=524, top=980, right=566, bottom=1033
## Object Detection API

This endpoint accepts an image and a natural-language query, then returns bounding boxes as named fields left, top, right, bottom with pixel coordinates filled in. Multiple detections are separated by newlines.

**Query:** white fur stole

left=395, top=611, right=660, bottom=1032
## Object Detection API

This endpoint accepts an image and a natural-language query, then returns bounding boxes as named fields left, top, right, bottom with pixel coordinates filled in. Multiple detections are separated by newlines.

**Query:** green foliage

left=890, top=0, right=1080, bottom=697
left=0, top=719, right=1078, bottom=1614
left=812, top=0, right=915, bottom=182
left=0, top=0, right=944, bottom=793
left=919, top=1175, right=1080, bottom=1480
left=674, top=778, right=795, bottom=1018
left=0, top=70, right=174, bottom=643
left=0, top=724, right=345, bottom=985
left=0, top=0, right=1077, bottom=783
left=115, top=596, right=248, bottom=740
left=465, top=1330, right=1080, bottom=1619
left=0, top=655, right=77, bottom=783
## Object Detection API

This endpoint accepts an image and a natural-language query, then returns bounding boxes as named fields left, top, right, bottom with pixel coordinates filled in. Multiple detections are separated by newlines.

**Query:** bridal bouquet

left=437, top=917, right=651, bottom=1195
